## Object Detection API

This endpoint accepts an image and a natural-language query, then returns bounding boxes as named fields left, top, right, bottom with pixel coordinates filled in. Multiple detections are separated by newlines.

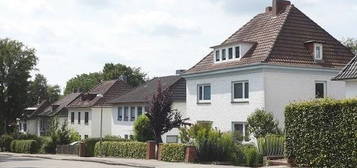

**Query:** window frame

left=314, top=43, right=323, bottom=60
left=215, top=50, right=220, bottom=62
left=197, top=84, right=211, bottom=103
left=84, top=112, right=89, bottom=125
left=130, top=106, right=136, bottom=121
left=315, top=81, right=327, bottom=99
left=232, top=81, right=249, bottom=103
left=117, top=107, right=123, bottom=121
left=137, top=106, right=143, bottom=116
left=232, top=122, right=249, bottom=142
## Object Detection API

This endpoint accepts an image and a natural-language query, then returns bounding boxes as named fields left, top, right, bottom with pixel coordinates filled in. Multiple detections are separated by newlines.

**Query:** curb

left=1, top=153, right=154, bottom=168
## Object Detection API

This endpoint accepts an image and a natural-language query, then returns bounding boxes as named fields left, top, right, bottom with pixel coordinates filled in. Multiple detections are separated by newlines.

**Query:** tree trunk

left=155, top=134, right=162, bottom=159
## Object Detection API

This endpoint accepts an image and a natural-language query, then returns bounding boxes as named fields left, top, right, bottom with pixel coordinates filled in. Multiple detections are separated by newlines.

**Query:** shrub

left=133, top=115, right=154, bottom=142
left=83, top=137, right=129, bottom=157
left=247, top=109, right=281, bottom=138
left=94, top=141, right=146, bottom=159
left=285, top=98, right=357, bottom=168
left=69, top=129, right=81, bottom=142
left=257, top=134, right=285, bottom=157
left=180, top=123, right=235, bottom=162
left=232, top=144, right=262, bottom=167
left=39, top=136, right=56, bottom=154
left=0, top=134, right=14, bottom=151
left=10, top=140, right=40, bottom=154
left=159, top=143, right=186, bottom=162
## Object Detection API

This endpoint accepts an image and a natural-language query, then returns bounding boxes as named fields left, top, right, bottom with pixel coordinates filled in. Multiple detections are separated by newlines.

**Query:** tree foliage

left=341, top=38, right=357, bottom=56
left=133, top=115, right=154, bottom=142
left=0, top=38, right=38, bottom=134
left=247, top=109, right=281, bottom=138
left=145, top=81, right=188, bottom=143
left=64, top=63, right=146, bottom=95
left=27, top=74, right=61, bottom=106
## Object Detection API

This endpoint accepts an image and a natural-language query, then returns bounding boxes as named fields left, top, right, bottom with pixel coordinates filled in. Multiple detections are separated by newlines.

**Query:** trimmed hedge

left=257, top=134, right=285, bottom=157
left=285, top=99, right=357, bottom=167
left=0, top=135, right=14, bottom=151
left=10, top=140, right=40, bottom=154
left=231, top=144, right=263, bottom=167
left=94, top=141, right=146, bottom=159
left=83, top=137, right=129, bottom=157
left=159, top=143, right=186, bottom=162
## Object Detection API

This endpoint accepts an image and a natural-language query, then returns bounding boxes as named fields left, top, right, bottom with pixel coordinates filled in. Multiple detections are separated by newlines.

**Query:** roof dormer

left=211, top=42, right=254, bottom=63
left=304, top=40, right=325, bottom=61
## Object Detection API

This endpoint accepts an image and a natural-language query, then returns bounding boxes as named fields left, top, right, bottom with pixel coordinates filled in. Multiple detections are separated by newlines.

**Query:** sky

left=0, top=0, right=356, bottom=92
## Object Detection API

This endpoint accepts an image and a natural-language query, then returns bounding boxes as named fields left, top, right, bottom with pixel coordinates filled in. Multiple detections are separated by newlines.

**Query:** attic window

left=214, top=45, right=242, bottom=63
left=314, top=43, right=323, bottom=60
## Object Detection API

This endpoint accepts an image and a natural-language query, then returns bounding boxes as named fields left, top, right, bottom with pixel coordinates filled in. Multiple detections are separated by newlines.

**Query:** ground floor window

left=232, top=122, right=249, bottom=142
left=117, top=106, right=144, bottom=122
left=315, top=81, right=327, bottom=98
left=166, top=135, right=178, bottom=143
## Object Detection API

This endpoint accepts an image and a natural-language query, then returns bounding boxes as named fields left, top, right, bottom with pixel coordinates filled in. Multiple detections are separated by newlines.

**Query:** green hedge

left=231, top=144, right=263, bottom=167
left=0, top=135, right=14, bottom=151
left=159, top=143, right=186, bottom=162
left=94, top=141, right=146, bottom=159
left=257, top=134, right=285, bottom=157
left=10, top=140, right=40, bottom=154
left=83, top=137, right=129, bottom=157
left=285, top=99, right=357, bottom=167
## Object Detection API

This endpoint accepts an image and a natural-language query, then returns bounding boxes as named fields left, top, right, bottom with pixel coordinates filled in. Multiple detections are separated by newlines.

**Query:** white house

left=108, top=75, right=186, bottom=143
left=333, top=56, right=357, bottom=98
left=182, top=0, right=354, bottom=140
left=67, top=80, right=132, bottom=139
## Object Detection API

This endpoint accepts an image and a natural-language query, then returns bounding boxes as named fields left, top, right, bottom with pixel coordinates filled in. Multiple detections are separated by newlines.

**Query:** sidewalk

left=0, top=152, right=288, bottom=168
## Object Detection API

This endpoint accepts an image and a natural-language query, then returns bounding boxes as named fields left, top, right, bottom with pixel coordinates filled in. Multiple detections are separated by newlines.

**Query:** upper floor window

left=232, top=81, right=249, bottom=102
left=78, top=112, right=81, bottom=124
left=85, top=112, right=89, bottom=125
left=198, top=84, right=211, bottom=103
left=71, top=112, right=74, bottom=124
left=314, top=43, right=323, bottom=60
left=124, top=106, right=129, bottom=121
left=214, top=45, right=241, bottom=63
left=117, top=107, right=123, bottom=121
left=315, top=81, right=326, bottom=98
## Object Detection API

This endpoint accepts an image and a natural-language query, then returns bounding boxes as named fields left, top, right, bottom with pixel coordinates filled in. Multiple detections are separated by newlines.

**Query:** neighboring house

left=109, top=75, right=186, bottom=143
left=182, top=0, right=354, bottom=140
left=333, top=56, right=357, bottom=98
left=20, top=93, right=81, bottom=136
left=67, top=80, right=132, bottom=139
left=20, top=100, right=50, bottom=136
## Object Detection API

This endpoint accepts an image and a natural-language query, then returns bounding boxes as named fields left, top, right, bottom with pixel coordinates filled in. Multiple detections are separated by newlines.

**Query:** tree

left=64, top=72, right=103, bottom=95
left=341, top=38, right=357, bottom=56
left=27, top=74, right=61, bottom=106
left=133, top=115, right=155, bottom=142
left=0, top=38, right=38, bottom=134
left=64, top=63, right=146, bottom=95
left=247, top=109, right=281, bottom=138
left=103, top=63, right=146, bottom=87
left=145, top=81, right=188, bottom=144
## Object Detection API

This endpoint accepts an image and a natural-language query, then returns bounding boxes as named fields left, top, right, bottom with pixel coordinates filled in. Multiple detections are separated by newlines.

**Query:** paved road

left=0, top=155, right=132, bottom=168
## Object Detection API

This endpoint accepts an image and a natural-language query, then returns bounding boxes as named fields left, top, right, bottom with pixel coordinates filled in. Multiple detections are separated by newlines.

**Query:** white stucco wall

left=91, top=107, right=112, bottom=138
left=68, top=108, right=92, bottom=138
left=26, top=119, right=39, bottom=136
left=345, top=80, right=357, bottom=98
left=185, top=69, right=265, bottom=132
left=264, top=68, right=345, bottom=127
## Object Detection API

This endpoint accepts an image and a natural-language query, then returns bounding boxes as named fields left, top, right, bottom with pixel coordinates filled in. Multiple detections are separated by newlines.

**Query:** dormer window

left=314, top=43, right=323, bottom=60
left=214, top=45, right=242, bottom=63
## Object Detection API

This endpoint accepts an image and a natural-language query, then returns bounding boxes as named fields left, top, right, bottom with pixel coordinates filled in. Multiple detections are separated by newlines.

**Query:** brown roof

left=109, top=75, right=185, bottom=104
left=26, top=100, right=51, bottom=119
left=68, top=80, right=133, bottom=107
left=185, top=4, right=354, bottom=74
left=38, top=93, right=81, bottom=117
left=333, top=56, right=357, bottom=80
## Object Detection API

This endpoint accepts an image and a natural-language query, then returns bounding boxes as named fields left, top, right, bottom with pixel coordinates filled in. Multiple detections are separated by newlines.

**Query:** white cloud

left=0, top=0, right=356, bottom=92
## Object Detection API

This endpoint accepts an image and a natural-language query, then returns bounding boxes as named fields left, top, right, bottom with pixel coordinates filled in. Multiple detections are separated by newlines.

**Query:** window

left=84, top=135, right=88, bottom=139
left=228, top=48, right=233, bottom=59
left=314, top=43, right=323, bottom=60
left=40, top=119, right=44, bottom=130
left=315, top=81, right=326, bottom=98
left=130, top=107, right=135, bottom=121
left=124, top=107, right=129, bottom=121
left=23, top=122, right=27, bottom=132
left=232, top=81, right=249, bottom=102
left=166, top=135, right=179, bottom=143
left=117, top=107, right=123, bottom=121
left=71, top=112, right=74, bottom=124
left=78, top=112, right=81, bottom=124
left=215, top=50, right=220, bottom=62
left=85, top=112, right=89, bottom=125
left=222, top=49, right=226, bottom=60
left=235, top=46, right=241, bottom=58
left=232, top=122, right=249, bottom=142
left=137, top=106, right=143, bottom=116
left=124, top=134, right=129, bottom=139
left=198, top=84, right=211, bottom=103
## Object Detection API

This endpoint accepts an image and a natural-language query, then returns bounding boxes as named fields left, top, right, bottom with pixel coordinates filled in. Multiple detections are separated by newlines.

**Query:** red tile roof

left=185, top=4, right=354, bottom=74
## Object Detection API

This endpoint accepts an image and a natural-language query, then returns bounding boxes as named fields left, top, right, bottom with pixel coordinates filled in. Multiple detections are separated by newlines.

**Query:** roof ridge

left=264, top=5, right=293, bottom=62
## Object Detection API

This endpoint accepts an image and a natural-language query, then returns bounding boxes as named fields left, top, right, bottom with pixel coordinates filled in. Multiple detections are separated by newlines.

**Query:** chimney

left=176, top=69, right=186, bottom=75
left=272, top=0, right=291, bottom=16
left=266, top=7, right=273, bottom=13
